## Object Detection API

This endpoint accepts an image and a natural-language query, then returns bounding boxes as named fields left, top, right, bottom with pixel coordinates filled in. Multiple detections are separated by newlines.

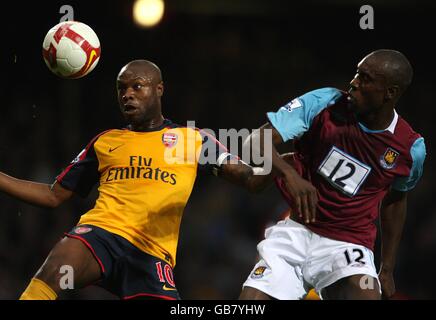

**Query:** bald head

left=118, top=59, right=163, bottom=85
left=363, top=49, right=413, bottom=93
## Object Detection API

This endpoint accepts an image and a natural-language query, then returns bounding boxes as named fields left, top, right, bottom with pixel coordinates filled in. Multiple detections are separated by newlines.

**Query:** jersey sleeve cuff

left=266, top=112, right=289, bottom=143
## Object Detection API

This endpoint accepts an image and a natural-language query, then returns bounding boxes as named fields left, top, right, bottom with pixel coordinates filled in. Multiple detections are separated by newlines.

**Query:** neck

left=130, top=114, right=165, bottom=131
left=357, top=106, right=395, bottom=131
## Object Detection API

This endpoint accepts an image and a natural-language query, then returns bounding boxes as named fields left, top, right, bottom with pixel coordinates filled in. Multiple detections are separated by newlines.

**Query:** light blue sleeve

left=267, top=87, right=343, bottom=142
left=392, top=137, right=426, bottom=192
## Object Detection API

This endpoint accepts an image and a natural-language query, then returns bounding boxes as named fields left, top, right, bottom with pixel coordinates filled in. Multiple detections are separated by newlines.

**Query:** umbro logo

left=109, top=144, right=124, bottom=153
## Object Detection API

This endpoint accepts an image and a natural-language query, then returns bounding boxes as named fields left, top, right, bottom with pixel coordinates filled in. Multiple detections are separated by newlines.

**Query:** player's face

left=348, top=57, right=387, bottom=116
left=116, top=66, right=163, bottom=126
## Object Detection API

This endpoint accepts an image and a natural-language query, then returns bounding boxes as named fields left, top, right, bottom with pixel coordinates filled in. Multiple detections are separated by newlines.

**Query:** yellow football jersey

left=57, top=120, right=224, bottom=267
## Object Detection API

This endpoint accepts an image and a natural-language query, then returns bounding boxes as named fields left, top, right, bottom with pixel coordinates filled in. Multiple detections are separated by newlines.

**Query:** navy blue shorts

left=66, top=224, right=180, bottom=300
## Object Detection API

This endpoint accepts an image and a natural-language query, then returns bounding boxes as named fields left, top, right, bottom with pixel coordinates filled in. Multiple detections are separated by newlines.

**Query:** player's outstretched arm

left=246, top=123, right=318, bottom=223
left=0, top=172, right=72, bottom=208
left=379, top=189, right=408, bottom=299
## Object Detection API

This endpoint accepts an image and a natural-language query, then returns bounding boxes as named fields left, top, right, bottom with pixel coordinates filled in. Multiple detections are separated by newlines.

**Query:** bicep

left=51, top=181, right=73, bottom=205
left=259, top=123, right=285, bottom=146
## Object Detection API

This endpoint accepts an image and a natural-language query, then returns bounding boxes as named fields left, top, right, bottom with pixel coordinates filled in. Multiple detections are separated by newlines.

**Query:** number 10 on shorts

left=318, top=146, right=371, bottom=196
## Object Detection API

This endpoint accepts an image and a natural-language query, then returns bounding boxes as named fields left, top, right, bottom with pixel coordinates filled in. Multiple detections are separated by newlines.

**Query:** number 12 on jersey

left=318, top=146, right=371, bottom=196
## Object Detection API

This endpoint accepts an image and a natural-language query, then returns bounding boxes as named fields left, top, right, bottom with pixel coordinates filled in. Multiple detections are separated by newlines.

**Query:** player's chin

left=122, top=111, right=142, bottom=124
left=348, top=99, right=364, bottom=115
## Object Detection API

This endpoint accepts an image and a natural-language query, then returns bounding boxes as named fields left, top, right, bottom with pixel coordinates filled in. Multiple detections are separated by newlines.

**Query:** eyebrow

left=117, top=76, right=151, bottom=84
left=133, top=76, right=150, bottom=82
left=357, top=68, right=373, bottom=79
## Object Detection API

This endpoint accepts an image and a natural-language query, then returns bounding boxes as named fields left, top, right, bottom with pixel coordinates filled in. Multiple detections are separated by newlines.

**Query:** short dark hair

left=369, top=49, right=413, bottom=93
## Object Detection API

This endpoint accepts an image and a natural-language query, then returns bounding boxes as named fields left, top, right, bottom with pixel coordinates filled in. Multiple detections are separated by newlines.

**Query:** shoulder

left=395, top=116, right=422, bottom=139
left=84, top=129, right=120, bottom=147
left=390, top=121, right=426, bottom=191
left=291, top=87, right=347, bottom=122
left=395, top=116, right=425, bottom=150
left=296, top=87, right=345, bottom=109
left=410, top=136, right=426, bottom=164
left=266, top=87, right=347, bottom=142
left=301, top=87, right=344, bottom=99
left=391, top=116, right=426, bottom=171
left=272, top=87, right=346, bottom=120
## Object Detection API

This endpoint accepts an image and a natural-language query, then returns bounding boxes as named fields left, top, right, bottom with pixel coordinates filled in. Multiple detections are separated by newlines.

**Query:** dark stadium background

left=0, top=0, right=433, bottom=299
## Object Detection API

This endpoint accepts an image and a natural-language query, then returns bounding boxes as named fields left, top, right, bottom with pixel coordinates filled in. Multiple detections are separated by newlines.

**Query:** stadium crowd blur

left=0, top=0, right=434, bottom=299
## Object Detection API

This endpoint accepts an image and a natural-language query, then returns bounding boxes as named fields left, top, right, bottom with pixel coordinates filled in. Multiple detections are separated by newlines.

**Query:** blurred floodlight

left=133, top=0, right=164, bottom=28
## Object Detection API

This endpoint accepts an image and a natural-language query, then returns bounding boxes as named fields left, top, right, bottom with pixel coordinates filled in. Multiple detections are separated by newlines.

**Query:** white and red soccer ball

left=42, top=21, right=101, bottom=79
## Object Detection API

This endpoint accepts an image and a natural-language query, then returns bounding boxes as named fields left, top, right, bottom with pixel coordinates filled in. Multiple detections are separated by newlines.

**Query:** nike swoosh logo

left=109, top=144, right=124, bottom=153
left=84, top=49, right=97, bottom=72
left=162, top=284, right=177, bottom=291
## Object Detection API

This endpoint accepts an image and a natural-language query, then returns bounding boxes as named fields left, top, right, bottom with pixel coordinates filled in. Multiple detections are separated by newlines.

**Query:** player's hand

left=283, top=170, right=318, bottom=223
left=379, top=269, right=396, bottom=299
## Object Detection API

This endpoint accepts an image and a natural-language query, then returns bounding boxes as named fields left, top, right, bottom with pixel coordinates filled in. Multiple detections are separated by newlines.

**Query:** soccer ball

left=42, top=21, right=101, bottom=79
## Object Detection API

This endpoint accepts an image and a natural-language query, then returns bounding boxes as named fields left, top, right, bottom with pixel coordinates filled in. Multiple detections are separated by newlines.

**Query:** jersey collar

left=358, top=110, right=398, bottom=134
left=125, top=119, right=173, bottom=132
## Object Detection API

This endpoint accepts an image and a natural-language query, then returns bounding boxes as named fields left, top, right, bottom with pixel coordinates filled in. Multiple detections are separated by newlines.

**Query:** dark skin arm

left=218, top=147, right=299, bottom=193
left=247, top=123, right=318, bottom=223
left=379, top=189, right=408, bottom=299
left=218, top=161, right=272, bottom=193
left=0, top=172, right=72, bottom=208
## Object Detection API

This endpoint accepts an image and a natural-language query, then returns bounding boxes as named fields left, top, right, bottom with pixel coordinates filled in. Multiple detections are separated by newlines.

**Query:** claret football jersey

left=56, top=119, right=228, bottom=266
left=268, top=88, right=426, bottom=250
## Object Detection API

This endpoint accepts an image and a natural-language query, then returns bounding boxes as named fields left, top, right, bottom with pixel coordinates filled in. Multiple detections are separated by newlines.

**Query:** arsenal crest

left=380, top=147, right=399, bottom=169
left=74, top=226, right=92, bottom=234
left=162, top=132, right=178, bottom=148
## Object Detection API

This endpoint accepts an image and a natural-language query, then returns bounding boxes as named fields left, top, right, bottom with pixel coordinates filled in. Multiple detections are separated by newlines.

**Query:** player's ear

left=386, top=85, right=400, bottom=100
left=157, top=82, right=164, bottom=97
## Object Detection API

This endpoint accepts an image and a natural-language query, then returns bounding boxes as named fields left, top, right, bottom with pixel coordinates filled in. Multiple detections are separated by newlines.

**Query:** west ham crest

left=250, top=266, right=267, bottom=279
left=380, top=147, right=399, bottom=169
left=162, top=132, right=178, bottom=148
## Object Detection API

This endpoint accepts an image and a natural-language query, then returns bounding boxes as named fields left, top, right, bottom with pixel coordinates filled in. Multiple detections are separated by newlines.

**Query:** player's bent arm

left=0, top=172, right=73, bottom=208
left=245, top=123, right=300, bottom=177
left=219, top=153, right=303, bottom=193
left=380, top=189, right=407, bottom=274
left=219, top=161, right=273, bottom=193
left=247, top=123, right=318, bottom=222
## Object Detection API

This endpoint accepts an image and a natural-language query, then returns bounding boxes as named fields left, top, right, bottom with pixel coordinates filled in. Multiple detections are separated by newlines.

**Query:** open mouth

left=123, top=104, right=137, bottom=113
left=347, top=91, right=356, bottom=103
